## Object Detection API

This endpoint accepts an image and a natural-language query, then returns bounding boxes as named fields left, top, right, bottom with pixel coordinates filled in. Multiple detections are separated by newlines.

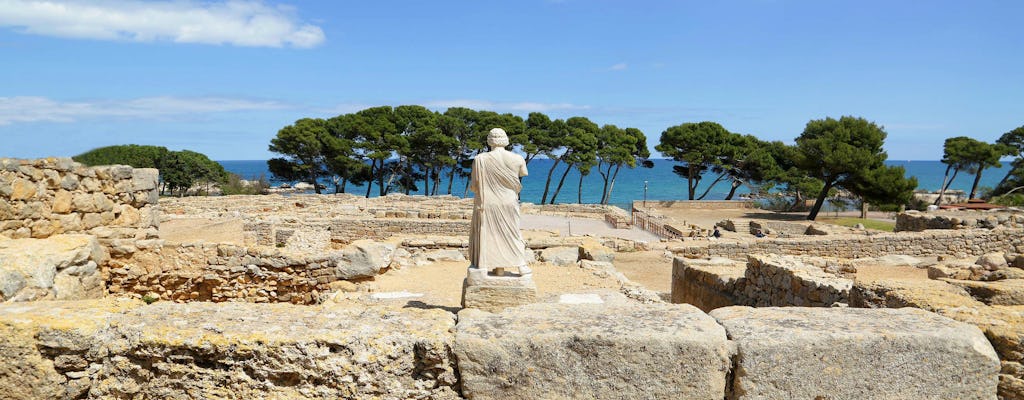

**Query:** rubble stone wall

left=0, top=158, right=159, bottom=247
left=672, top=255, right=851, bottom=311
left=896, top=211, right=1024, bottom=232
left=672, top=228, right=1024, bottom=260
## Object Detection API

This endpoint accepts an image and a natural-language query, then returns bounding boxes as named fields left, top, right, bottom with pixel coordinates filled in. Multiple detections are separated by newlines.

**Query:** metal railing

left=631, top=207, right=683, bottom=239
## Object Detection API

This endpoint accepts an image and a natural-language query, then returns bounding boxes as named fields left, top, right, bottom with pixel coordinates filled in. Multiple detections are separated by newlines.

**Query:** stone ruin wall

left=672, top=255, right=852, bottom=312
left=672, top=228, right=1024, bottom=260
left=896, top=210, right=1024, bottom=232
left=0, top=158, right=159, bottom=244
left=633, top=199, right=755, bottom=210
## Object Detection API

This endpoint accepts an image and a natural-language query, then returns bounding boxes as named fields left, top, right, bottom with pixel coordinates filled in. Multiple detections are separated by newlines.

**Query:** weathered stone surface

left=456, top=299, right=732, bottom=400
left=422, top=249, right=466, bottom=262
left=850, top=254, right=923, bottom=267
left=979, top=252, right=1011, bottom=269
left=131, top=168, right=159, bottom=192
left=462, top=268, right=538, bottom=312
left=579, top=242, right=615, bottom=263
left=804, top=224, right=829, bottom=235
left=711, top=306, right=1000, bottom=400
left=9, top=178, right=36, bottom=200
left=851, top=278, right=984, bottom=311
left=0, top=234, right=106, bottom=302
left=0, top=299, right=459, bottom=400
left=945, top=279, right=1024, bottom=306
left=335, top=240, right=395, bottom=279
left=539, top=246, right=579, bottom=266
left=672, top=257, right=748, bottom=311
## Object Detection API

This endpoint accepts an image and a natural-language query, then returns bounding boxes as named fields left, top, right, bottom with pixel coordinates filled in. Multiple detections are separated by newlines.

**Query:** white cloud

left=0, top=0, right=325, bottom=48
left=421, top=99, right=590, bottom=113
left=609, top=63, right=628, bottom=71
left=0, top=96, right=290, bottom=125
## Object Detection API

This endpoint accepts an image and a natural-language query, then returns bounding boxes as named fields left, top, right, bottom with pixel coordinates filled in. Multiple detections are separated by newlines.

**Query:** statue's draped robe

left=468, top=151, right=528, bottom=271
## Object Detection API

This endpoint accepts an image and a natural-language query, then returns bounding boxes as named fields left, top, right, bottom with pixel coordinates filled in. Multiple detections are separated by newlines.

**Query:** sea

left=218, top=159, right=1014, bottom=210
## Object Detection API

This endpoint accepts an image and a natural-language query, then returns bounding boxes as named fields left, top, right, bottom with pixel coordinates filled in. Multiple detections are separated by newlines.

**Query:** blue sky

left=1, top=0, right=1021, bottom=160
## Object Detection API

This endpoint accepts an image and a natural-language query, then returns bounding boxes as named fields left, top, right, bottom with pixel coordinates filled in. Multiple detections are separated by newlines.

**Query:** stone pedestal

left=461, top=267, right=537, bottom=313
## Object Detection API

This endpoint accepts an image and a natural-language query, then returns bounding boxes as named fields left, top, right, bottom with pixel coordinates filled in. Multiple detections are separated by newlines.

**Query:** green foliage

left=794, top=116, right=915, bottom=220
left=991, top=193, right=1024, bottom=206
left=656, top=121, right=736, bottom=200
left=268, top=118, right=330, bottom=194
left=992, top=125, right=1024, bottom=197
left=221, top=174, right=270, bottom=195
left=595, top=125, right=651, bottom=204
left=141, top=293, right=159, bottom=304
left=74, top=144, right=225, bottom=197
left=73, top=144, right=170, bottom=168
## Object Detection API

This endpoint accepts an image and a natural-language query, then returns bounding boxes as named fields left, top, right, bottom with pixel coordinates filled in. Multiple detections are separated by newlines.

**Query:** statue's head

left=487, top=128, right=510, bottom=148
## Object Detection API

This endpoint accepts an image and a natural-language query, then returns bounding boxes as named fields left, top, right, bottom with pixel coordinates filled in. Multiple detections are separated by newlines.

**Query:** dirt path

left=613, top=250, right=674, bottom=293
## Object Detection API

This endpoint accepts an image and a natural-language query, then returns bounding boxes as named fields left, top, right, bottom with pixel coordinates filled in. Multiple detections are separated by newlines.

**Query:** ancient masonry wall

left=633, top=199, right=755, bottom=210
left=896, top=210, right=1024, bottom=232
left=672, top=255, right=851, bottom=312
left=0, top=158, right=160, bottom=250
left=106, top=242, right=336, bottom=304
left=672, top=228, right=1024, bottom=260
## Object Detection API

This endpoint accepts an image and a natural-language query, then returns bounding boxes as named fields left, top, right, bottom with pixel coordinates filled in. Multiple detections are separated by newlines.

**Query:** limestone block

left=0, top=299, right=459, bottom=399
left=9, top=178, right=36, bottom=200
left=0, top=234, right=105, bottom=302
left=462, top=268, right=537, bottom=312
left=804, top=224, right=829, bottom=235
left=51, top=189, right=72, bottom=213
left=0, top=199, right=11, bottom=220
left=335, top=240, right=396, bottom=279
left=579, top=242, right=615, bottom=262
left=422, top=249, right=466, bottom=262
left=131, top=168, right=159, bottom=192
left=979, top=252, right=1010, bottom=269
left=539, top=245, right=579, bottom=266
left=711, top=306, right=999, bottom=400
left=455, top=300, right=732, bottom=400
left=60, top=173, right=79, bottom=190
left=944, top=279, right=1024, bottom=306
left=851, top=278, right=984, bottom=311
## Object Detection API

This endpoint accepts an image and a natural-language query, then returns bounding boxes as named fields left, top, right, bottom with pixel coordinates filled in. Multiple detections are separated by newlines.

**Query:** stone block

left=334, top=240, right=395, bottom=279
left=131, top=168, right=159, bottom=192
left=944, top=279, right=1024, bottom=306
left=579, top=242, right=615, bottom=262
left=0, top=234, right=105, bottom=302
left=0, top=300, right=459, bottom=399
left=711, top=306, right=999, bottom=400
left=539, top=245, right=579, bottom=266
left=462, top=268, right=537, bottom=312
left=851, top=278, right=984, bottom=311
left=455, top=300, right=732, bottom=400
left=9, top=178, right=36, bottom=200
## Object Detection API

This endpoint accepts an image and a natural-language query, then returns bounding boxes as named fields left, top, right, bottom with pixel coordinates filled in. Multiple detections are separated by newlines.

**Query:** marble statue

left=468, top=128, right=530, bottom=276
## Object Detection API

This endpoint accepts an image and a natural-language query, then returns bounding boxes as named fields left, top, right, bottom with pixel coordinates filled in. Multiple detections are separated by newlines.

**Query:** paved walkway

left=521, top=214, right=661, bottom=242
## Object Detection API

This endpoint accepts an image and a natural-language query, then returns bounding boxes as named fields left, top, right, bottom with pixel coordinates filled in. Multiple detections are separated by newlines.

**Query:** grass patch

left=819, top=217, right=895, bottom=232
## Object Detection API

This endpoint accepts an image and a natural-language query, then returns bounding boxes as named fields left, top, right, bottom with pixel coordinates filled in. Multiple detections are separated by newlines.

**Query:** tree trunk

left=604, top=165, right=622, bottom=205
left=724, top=180, right=742, bottom=200
left=970, top=167, right=985, bottom=199
left=432, top=167, right=442, bottom=196
left=365, top=159, right=376, bottom=198
left=936, top=168, right=960, bottom=205
left=597, top=161, right=610, bottom=205
left=341, top=178, right=347, bottom=193
left=423, top=167, right=430, bottom=196
left=550, top=162, right=574, bottom=204
left=860, top=198, right=868, bottom=219
left=577, top=172, right=584, bottom=204
left=447, top=164, right=456, bottom=195
left=934, top=165, right=952, bottom=205
left=310, top=170, right=321, bottom=194
left=696, top=173, right=728, bottom=200
left=807, top=181, right=834, bottom=221
left=540, top=158, right=562, bottom=204
left=687, top=165, right=697, bottom=200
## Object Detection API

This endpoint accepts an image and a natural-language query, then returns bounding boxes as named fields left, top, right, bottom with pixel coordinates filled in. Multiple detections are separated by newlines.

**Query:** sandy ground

left=345, top=260, right=621, bottom=310
left=613, top=250, right=675, bottom=293
left=521, top=214, right=660, bottom=242
left=854, top=265, right=930, bottom=281
left=160, top=218, right=245, bottom=244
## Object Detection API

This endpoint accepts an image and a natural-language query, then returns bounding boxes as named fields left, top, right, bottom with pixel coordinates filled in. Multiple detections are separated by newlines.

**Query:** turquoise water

left=219, top=159, right=1014, bottom=209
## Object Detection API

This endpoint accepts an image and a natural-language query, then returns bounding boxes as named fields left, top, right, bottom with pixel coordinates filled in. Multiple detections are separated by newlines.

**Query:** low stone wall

left=672, top=255, right=851, bottom=311
left=106, top=240, right=395, bottom=304
left=748, top=219, right=809, bottom=236
left=896, top=210, right=1024, bottom=232
left=671, top=228, right=1024, bottom=260
left=0, top=157, right=159, bottom=249
left=634, top=199, right=755, bottom=210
